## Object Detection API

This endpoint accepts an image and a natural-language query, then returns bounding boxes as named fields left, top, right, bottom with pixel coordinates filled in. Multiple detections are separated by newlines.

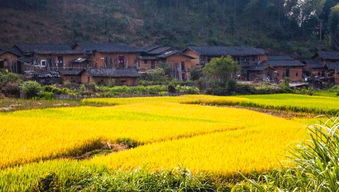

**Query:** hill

left=1, top=0, right=339, bottom=57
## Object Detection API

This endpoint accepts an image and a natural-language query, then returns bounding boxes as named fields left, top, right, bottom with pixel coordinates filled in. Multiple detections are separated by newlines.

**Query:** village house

left=138, top=46, right=196, bottom=81
left=262, top=56, right=304, bottom=82
left=137, top=46, right=173, bottom=71
left=303, top=59, right=327, bottom=77
left=80, top=68, right=139, bottom=85
left=306, top=51, right=339, bottom=85
left=183, top=46, right=267, bottom=67
left=0, top=48, right=22, bottom=73
left=4, top=43, right=143, bottom=86
left=2, top=42, right=339, bottom=85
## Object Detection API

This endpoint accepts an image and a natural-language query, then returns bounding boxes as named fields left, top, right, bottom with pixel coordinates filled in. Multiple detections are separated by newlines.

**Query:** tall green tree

left=203, top=56, right=240, bottom=86
left=329, top=3, right=339, bottom=48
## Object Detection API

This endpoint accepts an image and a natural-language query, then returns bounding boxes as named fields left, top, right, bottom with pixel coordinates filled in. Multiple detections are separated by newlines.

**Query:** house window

left=151, top=61, right=156, bottom=69
left=118, top=56, right=125, bottom=68
left=41, top=60, right=46, bottom=67
left=144, top=60, right=148, bottom=64
left=105, top=57, right=113, bottom=68
left=57, top=56, right=64, bottom=65
left=296, top=72, right=298, bottom=77
left=181, top=62, right=186, bottom=71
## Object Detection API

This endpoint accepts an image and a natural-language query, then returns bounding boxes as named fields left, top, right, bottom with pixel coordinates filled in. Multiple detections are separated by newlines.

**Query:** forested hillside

left=1, top=0, right=339, bottom=57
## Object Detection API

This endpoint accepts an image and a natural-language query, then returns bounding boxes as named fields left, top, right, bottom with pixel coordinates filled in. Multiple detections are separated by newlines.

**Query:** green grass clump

left=233, top=118, right=339, bottom=191
left=0, top=161, right=218, bottom=192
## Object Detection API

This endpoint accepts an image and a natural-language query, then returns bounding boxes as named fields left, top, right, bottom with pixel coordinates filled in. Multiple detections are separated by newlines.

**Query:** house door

left=286, top=69, right=290, bottom=77
left=118, top=56, right=125, bottom=68
left=16, top=62, right=22, bottom=73
left=0, top=60, right=4, bottom=69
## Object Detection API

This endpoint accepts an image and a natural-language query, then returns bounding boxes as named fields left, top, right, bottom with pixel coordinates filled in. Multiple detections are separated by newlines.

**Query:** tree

left=202, top=56, right=240, bottom=90
left=329, top=4, right=339, bottom=49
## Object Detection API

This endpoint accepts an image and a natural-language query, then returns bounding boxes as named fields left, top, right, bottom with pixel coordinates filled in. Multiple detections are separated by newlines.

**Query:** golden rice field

left=0, top=95, right=309, bottom=176
left=83, top=94, right=339, bottom=114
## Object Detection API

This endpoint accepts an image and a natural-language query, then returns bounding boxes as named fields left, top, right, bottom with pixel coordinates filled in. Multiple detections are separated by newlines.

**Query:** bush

left=190, top=66, right=203, bottom=81
left=44, top=85, right=76, bottom=96
left=293, top=88, right=315, bottom=95
left=20, top=81, right=42, bottom=99
left=0, top=70, right=21, bottom=87
left=1, top=82, right=21, bottom=97
left=38, top=91, right=55, bottom=100
left=176, top=85, right=200, bottom=94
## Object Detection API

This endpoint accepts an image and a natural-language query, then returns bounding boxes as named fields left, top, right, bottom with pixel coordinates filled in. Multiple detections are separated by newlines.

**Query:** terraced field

left=0, top=94, right=333, bottom=191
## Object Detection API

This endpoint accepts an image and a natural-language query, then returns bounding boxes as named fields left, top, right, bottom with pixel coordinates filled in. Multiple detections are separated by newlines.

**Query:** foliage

left=0, top=0, right=47, bottom=10
left=20, top=81, right=42, bottom=99
left=203, top=56, right=239, bottom=86
left=0, top=98, right=80, bottom=112
left=0, top=162, right=217, bottom=192
left=1, top=0, right=339, bottom=55
left=234, top=118, right=339, bottom=191
left=0, top=70, right=21, bottom=87
left=190, top=66, right=203, bottom=81
left=329, top=4, right=339, bottom=49
left=0, top=70, right=22, bottom=97
left=140, top=67, right=169, bottom=84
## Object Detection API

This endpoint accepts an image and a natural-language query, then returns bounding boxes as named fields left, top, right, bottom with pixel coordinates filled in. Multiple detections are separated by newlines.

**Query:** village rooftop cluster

left=0, top=43, right=338, bottom=85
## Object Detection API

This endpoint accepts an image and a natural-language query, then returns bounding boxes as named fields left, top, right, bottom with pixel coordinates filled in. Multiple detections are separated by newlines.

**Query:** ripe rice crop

left=90, top=108, right=307, bottom=175
left=84, top=94, right=339, bottom=115
left=0, top=95, right=308, bottom=175
left=0, top=102, right=252, bottom=168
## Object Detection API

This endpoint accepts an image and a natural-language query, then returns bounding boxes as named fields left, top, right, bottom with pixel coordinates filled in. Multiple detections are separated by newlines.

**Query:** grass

left=0, top=161, right=220, bottom=192
left=0, top=98, right=81, bottom=112
left=233, top=118, right=339, bottom=191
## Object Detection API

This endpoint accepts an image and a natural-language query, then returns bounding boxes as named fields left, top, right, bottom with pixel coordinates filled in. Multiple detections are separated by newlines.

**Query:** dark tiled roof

left=303, top=60, right=325, bottom=69
left=59, top=69, right=84, bottom=76
left=317, top=51, right=339, bottom=60
left=147, top=47, right=173, bottom=55
left=76, top=42, right=143, bottom=53
left=0, top=48, right=22, bottom=57
left=265, top=56, right=304, bottom=67
left=18, top=56, right=34, bottom=63
left=15, top=44, right=83, bottom=55
left=138, top=56, right=158, bottom=60
left=266, top=60, right=304, bottom=67
left=157, top=50, right=195, bottom=59
left=143, top=46, right=160, bottom=52
left=24, top=70, right=60, bottom=78
left=247, top=65, right=269, bottom=71
left=327, top=63, right=339, bottom=71
left=268, top=56, right=293, bottom=61
left=187, top=46, right=266, bottom=56
left=88, top=68, right=140, bottom=78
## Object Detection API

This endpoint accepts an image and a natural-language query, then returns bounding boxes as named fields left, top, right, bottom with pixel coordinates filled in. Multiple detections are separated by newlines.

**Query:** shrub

left=293, top=88, right=315, bottom=95
left=1, top=82, right=21, bottom=97
left=0, top=70, right=21, bottom=87
left=190, top=66, right=203, bottom=81
left=20, top=81, right=42, bottom=99
left=176, top=85, right=200, bottom=94
left=38, top=91, right=55, bottom=100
